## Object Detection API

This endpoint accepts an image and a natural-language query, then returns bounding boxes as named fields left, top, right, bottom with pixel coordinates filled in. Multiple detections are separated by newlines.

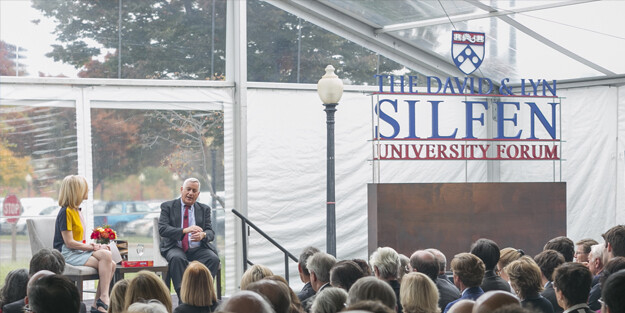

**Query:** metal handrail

left=232, top=209, right=298, bottom=283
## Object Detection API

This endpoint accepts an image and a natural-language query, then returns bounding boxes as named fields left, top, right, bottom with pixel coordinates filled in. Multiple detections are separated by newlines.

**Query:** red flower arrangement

left=91, top=226, right=117, bottom=244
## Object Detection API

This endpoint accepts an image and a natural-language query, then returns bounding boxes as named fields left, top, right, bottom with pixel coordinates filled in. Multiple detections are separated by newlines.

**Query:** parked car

left=93, top=201, right=152, bottom=236
left=0, top=197, right=57, bottom=234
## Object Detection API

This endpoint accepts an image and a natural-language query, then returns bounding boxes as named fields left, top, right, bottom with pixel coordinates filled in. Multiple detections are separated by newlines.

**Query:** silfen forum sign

left=372, top=30, right=560, bottom=161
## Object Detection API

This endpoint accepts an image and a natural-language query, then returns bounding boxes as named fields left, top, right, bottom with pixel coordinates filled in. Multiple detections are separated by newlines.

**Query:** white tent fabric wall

left=243, top=85, right=625, bottom=292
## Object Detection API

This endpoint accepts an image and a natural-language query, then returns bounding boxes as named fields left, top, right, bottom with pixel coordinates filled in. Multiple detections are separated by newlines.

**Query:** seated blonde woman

left=240, top=264, right=274, bottom=290
left=400, top=272, right=440, bottom=313
left=174, top=261, right=218, bottom=313
left=125, top=271, right=173, bottom=313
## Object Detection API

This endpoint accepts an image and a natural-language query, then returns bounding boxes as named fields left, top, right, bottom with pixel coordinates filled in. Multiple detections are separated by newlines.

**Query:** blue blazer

left=443, top=286, right=484, bottom=313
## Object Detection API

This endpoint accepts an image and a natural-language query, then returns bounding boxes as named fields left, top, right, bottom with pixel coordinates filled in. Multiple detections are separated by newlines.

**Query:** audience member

left=534, top=250, right=565, bottom=313
left=409, top=250, right=439, bottom=281
left=504, top=256, right=553, bottom=313
left=399, top=254, right=411, bottom=282
left=446, top=300, right=474, bottom=313
left=552, top=263, right=592, bottom=313
left=109, top=279, right=129, bottom=313
left=27, top=274, right=80, bottom=313
left=352, top=259, right=373, bottom=276
left=601, top=269, right=625, bottom=313
left=490, top=304, right=532, bottom=313
left=599, top=257, right=625, bottom=287
left=574, top=239, right=598, bottom=264
left=471, top=239, right=511, bottom=292
left=215, top=290, right=274, bottom=313
left=426, top=249, right=461, bottom=310
left=370, top=247, right=403, bottom=313
left=265, top=275, right=305, bottom=313
left=587, top=244, right=604, bottom=310
left=497, top=248, right=523, bottom=282
left=175, top=261, right=218, bottom=313
left=348, top=276, right=397, bottom=311
left=543, top=236, right=574, bottom=263
left=302, top=252, right=336, bottom=312
left=310, top=287, right=347, bottom=313
left=127, top=300, right=169, bottom=313
left=240, top=264, right=274, bottom=290
left=298, top=246, right=320, bottom=302
left=400, top=272, right=440, bottom=313
left=443, top=253, right=485, bottom=313
left=345, top=300, right=395, bottom=313
left=602, top=225, right=625, bottom=260
left=329, top=260, right=364, bottom=291
left=472, top=291, right=520, bottom=313
left=125, top=271, right=173, bottom=313
left=53, top=175, right=115, bottom=313
left=246, top=280, right=291, bottom=313
left=0, top=269, right=28, bottom=309
left=2, top=249, right=66, bottom=313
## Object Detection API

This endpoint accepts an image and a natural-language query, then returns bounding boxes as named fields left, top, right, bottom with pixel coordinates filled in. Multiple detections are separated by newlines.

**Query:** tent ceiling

left=269, top=0, right=625, bottom=86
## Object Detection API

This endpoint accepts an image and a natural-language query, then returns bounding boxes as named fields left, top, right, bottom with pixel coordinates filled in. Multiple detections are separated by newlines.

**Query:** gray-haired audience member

left=216, top=290, right=275, bottom=313
left=246, top=279, right=291, bottom=313
left=126, top=300, right=169, bottom=313
left=471, top=238, right=511, bottom=292
left=311, top=287, right=347, bottom=313
left=587, top=243, right=605, bottom=310
left=27, top=274, right=80, bottom=313
left=302, top=252, right=337, bottom=312
left=602, top=269, right=625, bottom=313
left=425, top=248, right=461, bottom=311
left=329, top=260, right=364, bottom=291
left=398, top=254, right=410, bottom=281
left=370, top=247, right=402, bottom=313
left=298, top=246, right=321, bottom=302
left=472, top=291, right=521, bottom=313
left=347, top=276, right=397, bottom=311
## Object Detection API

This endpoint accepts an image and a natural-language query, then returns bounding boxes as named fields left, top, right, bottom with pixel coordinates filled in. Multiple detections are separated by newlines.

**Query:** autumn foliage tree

left=0, top=40, right=27, bottom=76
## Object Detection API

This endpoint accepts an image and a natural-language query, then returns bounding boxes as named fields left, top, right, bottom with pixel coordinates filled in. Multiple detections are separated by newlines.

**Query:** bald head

left=426, top=248, right=447, bottom=274
left=472, top=291, right=520, bottom=313
left=246, top=280, right=290, bottom=313
left=217, top=290, right=275, bottom=313
left=409, top=250, right=439, bottom=281
left=27, top=270, right=55, bottom=294
left=449, top=300, right=476, bottom=313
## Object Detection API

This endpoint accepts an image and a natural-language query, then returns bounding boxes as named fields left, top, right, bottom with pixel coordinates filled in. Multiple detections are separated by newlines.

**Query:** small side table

left=113, top=264, right=169, bottom=286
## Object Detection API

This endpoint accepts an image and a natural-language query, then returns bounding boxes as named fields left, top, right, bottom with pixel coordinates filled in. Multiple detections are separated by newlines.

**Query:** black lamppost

left=317, top=65, right=343, bottom=257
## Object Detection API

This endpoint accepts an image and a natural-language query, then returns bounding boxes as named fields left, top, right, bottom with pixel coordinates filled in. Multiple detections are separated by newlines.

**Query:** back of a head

left=218, top=290, right=275, bottom=313
left=603, top=225, right=625, bottom=258
left=370, top=247, right=400, bottom=280
left=553, top=262, right=592, bottom=307
left=352, top=259, right=373, bottom=276
left=498, top=248, right=524, bottom=271
left=299, top=246, right=321, bottom=276
left=471, top=239, right=501, bottom=271
left=28, top=274, right=80, bottom=313
left=489, top=304, right=531, bottom=313
left=311, top=287, right=348, bottom=313
left=503, top=256, right=542, bottom=299
left=400, top=272, right=440, bottom=313
left=125, top=271, right=173, bottom=313
left=451, top=253, right=485, bottom=288
left=109, top=279, right=130, bottom=313
left=330, top=260, right=364, bottom=291
left=308, top=252, right=337, bottom=283
left=448, top=300, right=475, bottom=313
left=126, top=300, right=169, bottom=313
left=345, top=300, right=396, bottom=313
left=246, top=280, right=291, bottom=313
left=181, top=261, right=216, bottom=307
left=399, top=254, right=410, bottom=280
left=348, top=276, right=396, bottom=311
left=30, top=248, right=65, bottom=275
left=426, top=248, right=448, bottom=274
left=600, top=257, right=625, bottom=286
left=0, top=268, right=29, bottom=306
left=602, top=269, right=625, bottom=313
left=533, top=249, right=564, bottom=281
left=241, top=264, right=274, bottom=290
left=543, top=236, right=575, bottom=262
left=472, top=291, right=520, bottom=313
left=410, top=250, right=439, bottom=281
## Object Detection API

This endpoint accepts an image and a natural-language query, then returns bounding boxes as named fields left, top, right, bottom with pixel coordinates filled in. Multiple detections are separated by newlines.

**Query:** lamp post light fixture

left=25, top=173, right=32, bottom=197
left=138, top=173, right=146, bottom=200
left=317, top=65, right=343, bottom=257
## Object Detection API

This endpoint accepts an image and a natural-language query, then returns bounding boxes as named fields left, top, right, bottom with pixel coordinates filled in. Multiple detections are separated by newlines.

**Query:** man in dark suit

left=159, top=177, right=220, bottom=298
left=443, top=253, right=485, bottom=313
left=470, top=238, right=511, bottom=292
left=552, top=263, right=593, bottom=313
left=535, top=250, right=565, bottom=313
left=411, top=249, right=460, bottom=310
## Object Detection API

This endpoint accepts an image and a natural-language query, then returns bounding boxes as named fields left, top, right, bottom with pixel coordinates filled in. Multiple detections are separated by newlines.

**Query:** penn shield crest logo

left=452, top=31, right=485, bottom=75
